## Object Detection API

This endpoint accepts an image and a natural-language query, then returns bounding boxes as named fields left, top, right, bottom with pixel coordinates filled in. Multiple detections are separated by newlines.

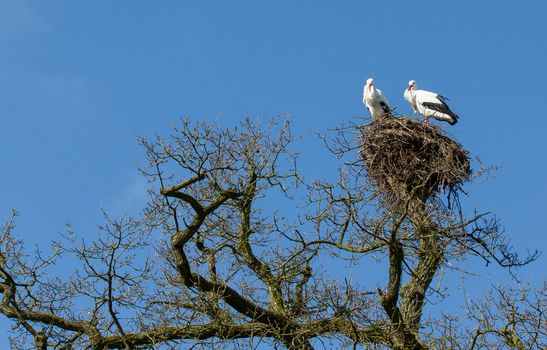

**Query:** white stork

left=404, top=80, right=458, bottom=125
left=363, top=78, right=392, bottom=119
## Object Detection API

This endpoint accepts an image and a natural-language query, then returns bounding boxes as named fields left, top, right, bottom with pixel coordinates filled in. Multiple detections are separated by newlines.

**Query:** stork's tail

left=380, top=102, right=393, bottom=117
left=448, top=113, right=459, bottom=125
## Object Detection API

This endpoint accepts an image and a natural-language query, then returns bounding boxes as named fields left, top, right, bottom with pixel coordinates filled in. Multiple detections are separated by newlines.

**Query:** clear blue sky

left=1, top=0, right=546, bottom=344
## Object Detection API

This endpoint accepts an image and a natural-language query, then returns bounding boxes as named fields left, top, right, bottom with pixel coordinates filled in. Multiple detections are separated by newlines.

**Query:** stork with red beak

left=404, top=80, right=458, bottom=125
left=363, top=78, right=392, bottom=120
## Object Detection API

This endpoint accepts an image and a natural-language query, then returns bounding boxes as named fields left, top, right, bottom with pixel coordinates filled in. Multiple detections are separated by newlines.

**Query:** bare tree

left=424, top=281, right=546, bottom=349
left=0, top=117, right=542, bottom=349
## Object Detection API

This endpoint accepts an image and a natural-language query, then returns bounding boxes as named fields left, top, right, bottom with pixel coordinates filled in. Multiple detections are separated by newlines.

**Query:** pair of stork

left=364, top=78, right=459, bottom=125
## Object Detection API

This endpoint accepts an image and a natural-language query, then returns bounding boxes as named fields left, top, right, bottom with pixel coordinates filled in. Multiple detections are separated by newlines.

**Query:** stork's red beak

left=407, top=85, right=412, bottom=91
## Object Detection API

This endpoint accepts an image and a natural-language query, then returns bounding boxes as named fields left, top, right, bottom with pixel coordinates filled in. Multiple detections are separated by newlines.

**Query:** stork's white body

left=404, top=81, right=458, bottom=125
left=364, top=78, right=391, bottom=119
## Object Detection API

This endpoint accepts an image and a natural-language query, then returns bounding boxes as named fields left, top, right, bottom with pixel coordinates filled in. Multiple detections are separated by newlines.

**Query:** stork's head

left=407, top=80, right=416, bottom=91
left=366, top=78, right=374, bottom=89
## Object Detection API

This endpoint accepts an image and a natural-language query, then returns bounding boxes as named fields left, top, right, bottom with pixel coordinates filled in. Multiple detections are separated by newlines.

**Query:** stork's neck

left=407, top=86, right=415, bottom=97
left=404, top=87, right=415, bottom=104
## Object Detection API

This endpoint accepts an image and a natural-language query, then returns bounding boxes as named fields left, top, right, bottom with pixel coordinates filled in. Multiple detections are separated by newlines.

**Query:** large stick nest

left=360, top=117, right=471, bottom=203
